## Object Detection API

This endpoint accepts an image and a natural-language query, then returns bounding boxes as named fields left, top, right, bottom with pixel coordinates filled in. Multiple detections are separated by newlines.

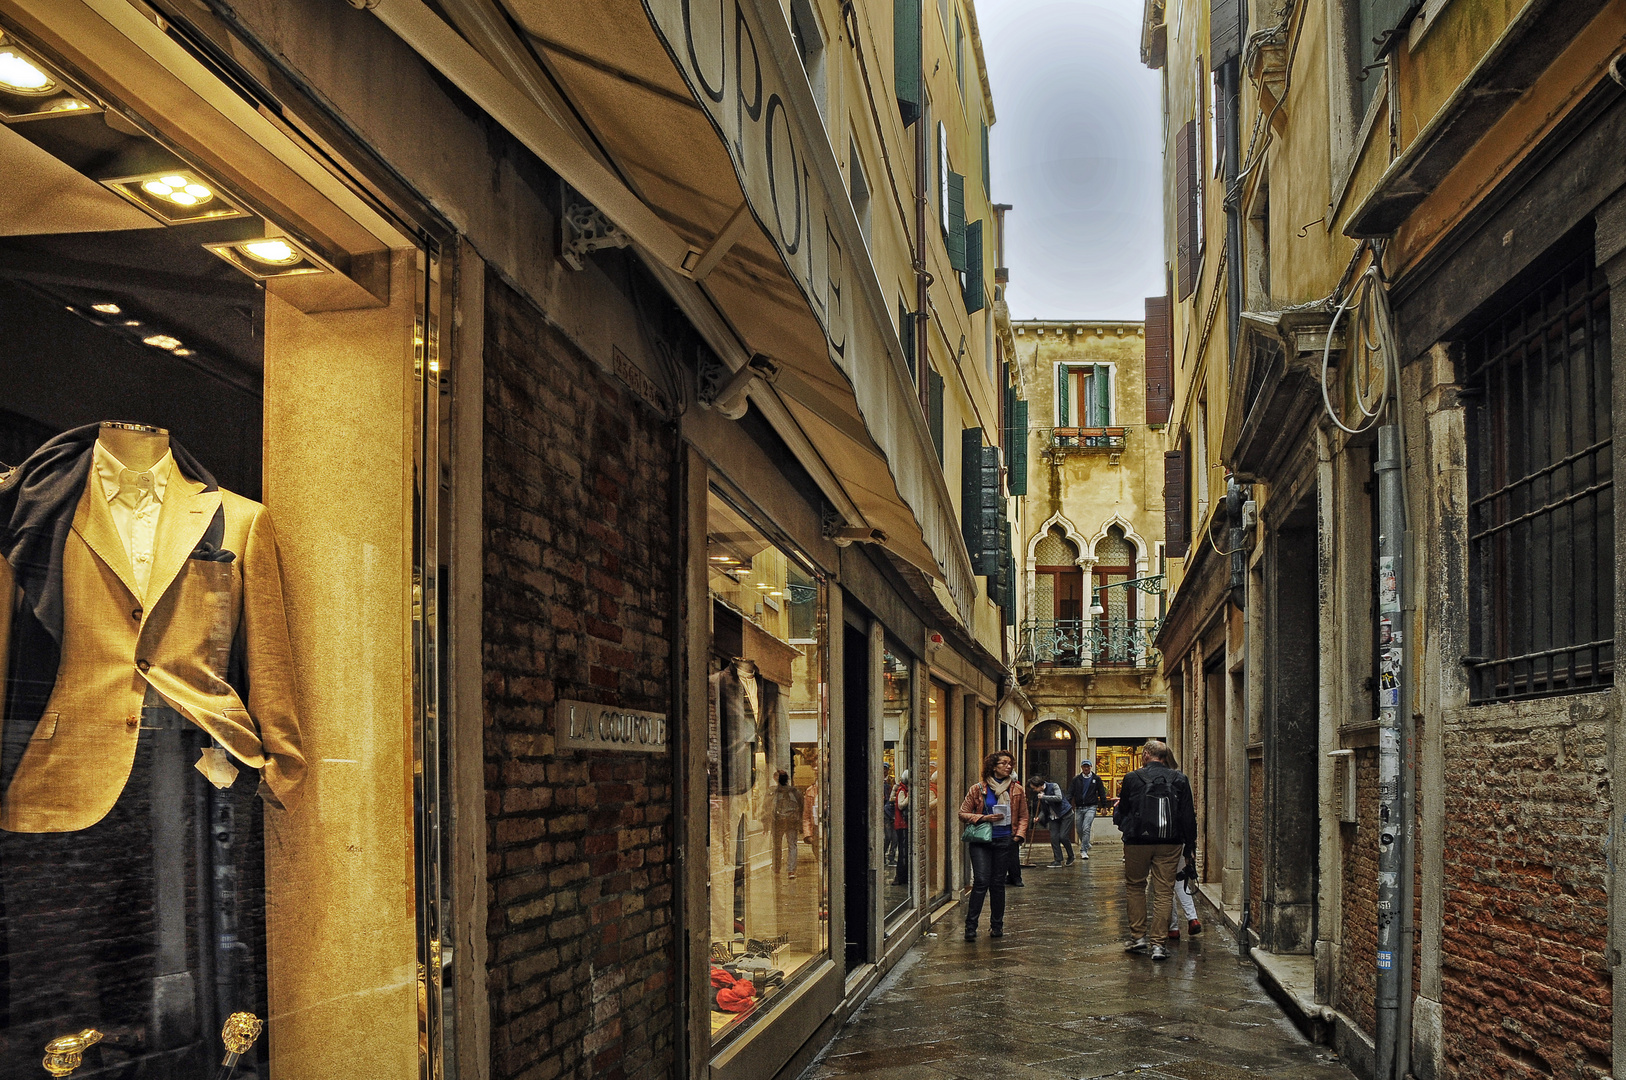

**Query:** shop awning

left=363, top=0, right=977, bottom=625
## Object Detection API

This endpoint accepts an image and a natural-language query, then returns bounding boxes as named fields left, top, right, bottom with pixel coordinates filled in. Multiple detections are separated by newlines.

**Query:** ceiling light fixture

left=122, top=319, right=141, bottom=327
left=0, top=41, right=98, bottom=123
left=204, top=234, right=332, bottom=281
left=91, top=302, right=121, bottom=314
left=142, top=334, right=181, bottom=350
left=0, top=49, right=55, bottom=94
left=103, top=169, right=247, bottom=225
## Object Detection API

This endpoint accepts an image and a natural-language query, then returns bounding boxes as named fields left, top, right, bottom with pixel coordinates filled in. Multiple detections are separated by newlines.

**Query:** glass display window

left=927, top=679, right=948, bottom=901
left=705, top=488, right=828, bottom=1045
left=881, top=644, right=913, bottom=921
left=0, top=16, right=448, bottom=1077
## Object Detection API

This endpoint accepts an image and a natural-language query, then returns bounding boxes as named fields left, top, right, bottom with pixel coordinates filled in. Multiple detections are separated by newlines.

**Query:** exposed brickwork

left=483, top=275, right=677, bottom=1080
left=1440, top=694, right=1612, bottom=1080
left=1338, top=746, right=1379, bottom=1035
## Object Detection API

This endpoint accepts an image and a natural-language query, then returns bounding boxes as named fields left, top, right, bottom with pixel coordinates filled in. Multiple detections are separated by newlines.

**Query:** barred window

left=1464, top=241, right=1613, bottom=703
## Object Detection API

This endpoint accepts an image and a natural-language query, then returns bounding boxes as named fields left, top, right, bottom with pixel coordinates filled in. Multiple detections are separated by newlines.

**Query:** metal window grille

left=1464, top=246, right=1614, bottom=703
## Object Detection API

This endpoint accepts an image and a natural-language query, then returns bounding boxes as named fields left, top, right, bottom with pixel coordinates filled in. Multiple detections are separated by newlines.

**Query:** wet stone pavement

left=806, top=830, right=1356, bottom=1080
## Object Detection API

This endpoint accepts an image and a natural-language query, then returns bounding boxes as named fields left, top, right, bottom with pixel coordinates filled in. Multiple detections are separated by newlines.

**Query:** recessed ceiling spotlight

left=204, top=235, right=332, bottom=280
left=239, top=239, right=301, bottom=265
left=103, top=169, right=247, bottom=225
left=91, top=302, right=121, bottom=314
left=172, top=348, right=194, bottom=357
left=142, top=334, right=181, bottom=350
left=122, top=319, right=141, bottom=327
left=0, top=49, right=55, bottom=94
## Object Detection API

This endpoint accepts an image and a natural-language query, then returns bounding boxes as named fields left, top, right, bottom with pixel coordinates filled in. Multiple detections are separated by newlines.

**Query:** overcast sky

left=978, top=0, right=1164, bottom=321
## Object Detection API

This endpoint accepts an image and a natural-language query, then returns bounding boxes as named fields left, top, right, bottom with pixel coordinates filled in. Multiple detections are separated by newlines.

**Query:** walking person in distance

left=959, top=751, right=1029, bottom=940
left=1114, top=740, right=1196, bottom=961
left=1068, top=759, right=1108, bottom=861
left=1033, top=775, right=1074, bottom=866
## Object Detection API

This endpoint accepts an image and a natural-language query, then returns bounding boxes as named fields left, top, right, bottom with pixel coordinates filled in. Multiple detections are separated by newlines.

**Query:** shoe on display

left=1189, top=919, right=1204, bottom=936
left=1151, top=943, right=1169, bottom=962
left=1124, top=937, right=1150, bottom=955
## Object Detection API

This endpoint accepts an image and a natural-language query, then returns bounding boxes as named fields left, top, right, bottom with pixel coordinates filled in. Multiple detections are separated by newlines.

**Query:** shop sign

left=641, top=0, right=845, bottom=358
left=556, top=699, right=669, bottom=753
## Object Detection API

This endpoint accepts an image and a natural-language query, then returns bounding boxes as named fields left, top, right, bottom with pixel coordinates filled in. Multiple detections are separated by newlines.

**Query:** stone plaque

left=555, top=699, right=669, bottom=753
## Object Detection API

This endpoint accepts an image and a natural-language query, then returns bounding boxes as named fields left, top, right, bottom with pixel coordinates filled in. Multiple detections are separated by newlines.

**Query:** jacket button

left=132, top=608, right=142, bottom=620
left=136, top=659, right=151, bottom=673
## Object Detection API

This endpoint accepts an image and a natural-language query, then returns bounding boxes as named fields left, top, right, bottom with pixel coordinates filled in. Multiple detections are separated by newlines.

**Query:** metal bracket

left=698, top=352, right=779, bottom=420
left=561, top=200, right=630, bottom=270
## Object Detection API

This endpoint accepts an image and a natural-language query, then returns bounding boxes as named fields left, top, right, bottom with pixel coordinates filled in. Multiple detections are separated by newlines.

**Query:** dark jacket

left=1068, top=770, right=1107, bottom=809
left=1112, top=762, right=1196, bottom=846
left=707, top=665, right=789, bottom=796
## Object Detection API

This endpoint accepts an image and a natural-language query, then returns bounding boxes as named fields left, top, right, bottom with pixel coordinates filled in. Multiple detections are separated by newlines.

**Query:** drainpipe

left=913, top=90, right=932, bottom=415
left=1373, top=422, right=1413, bottom=1078
left=1238, top=560, right=1252, bottom=960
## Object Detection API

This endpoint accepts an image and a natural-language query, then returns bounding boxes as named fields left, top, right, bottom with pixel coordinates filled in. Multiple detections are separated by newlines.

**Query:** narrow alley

left=808, top=827, right=1356, bottom=1080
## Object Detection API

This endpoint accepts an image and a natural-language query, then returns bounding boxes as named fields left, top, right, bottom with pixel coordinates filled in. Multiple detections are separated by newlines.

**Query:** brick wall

left=1338, top=746, right=1379, bottom=1034
left=1440, top=693, right=1612, bottom=1080
left=483, top=274, right=678, bottom=1080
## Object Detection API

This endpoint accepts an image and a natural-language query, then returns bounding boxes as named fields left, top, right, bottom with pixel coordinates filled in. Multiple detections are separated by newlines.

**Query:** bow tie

left=117, top=468, right=155, bottom=496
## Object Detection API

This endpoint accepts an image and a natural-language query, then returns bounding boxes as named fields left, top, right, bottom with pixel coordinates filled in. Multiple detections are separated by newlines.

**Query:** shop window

left=705, top=488, right=829, bottom=1043
left=1464, top=239, right=1613, bottom=702
left=927, top=679, right=948, bottom=901
left=0, top=27, right=446, bottom=1074
left=881, top=643, right=914, bottom=921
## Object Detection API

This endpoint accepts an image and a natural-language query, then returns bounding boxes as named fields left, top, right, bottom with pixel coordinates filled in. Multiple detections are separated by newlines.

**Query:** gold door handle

left=221, top=1012, right=264, bottom=1068
left=42, top=1029, right=102, bottom=1077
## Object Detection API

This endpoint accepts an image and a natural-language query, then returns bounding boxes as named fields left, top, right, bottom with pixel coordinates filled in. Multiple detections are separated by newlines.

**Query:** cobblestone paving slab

left=805, top=836, right=1354, bottom=1080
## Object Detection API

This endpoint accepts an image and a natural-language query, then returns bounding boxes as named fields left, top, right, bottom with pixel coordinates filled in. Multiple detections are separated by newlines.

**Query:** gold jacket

left=0, top=472, right=304, bottom=832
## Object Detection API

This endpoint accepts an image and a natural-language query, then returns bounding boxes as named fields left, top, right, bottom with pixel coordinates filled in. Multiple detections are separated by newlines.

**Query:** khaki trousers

left=1123, top=843, right=1183, bottom=940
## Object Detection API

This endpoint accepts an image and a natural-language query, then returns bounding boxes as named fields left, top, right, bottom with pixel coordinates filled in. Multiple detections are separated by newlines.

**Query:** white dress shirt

left=93, top=441, right=175, bottom=599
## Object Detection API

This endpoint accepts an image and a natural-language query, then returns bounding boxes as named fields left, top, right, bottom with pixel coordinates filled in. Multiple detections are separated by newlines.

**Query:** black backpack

left=1122, top=768, right=1179, bottom=841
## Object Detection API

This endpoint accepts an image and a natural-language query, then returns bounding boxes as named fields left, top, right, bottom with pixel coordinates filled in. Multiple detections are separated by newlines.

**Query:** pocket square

left=189, top=543, right=236, bottom=563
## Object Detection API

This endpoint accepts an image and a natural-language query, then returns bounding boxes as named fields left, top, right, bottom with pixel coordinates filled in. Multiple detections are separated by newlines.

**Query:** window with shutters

left=1056, top=363, right=1113, bottom=427
left=1144, top=295, right=1173, bottom=426
left=937, top=121, right=949, bottom=236
left=1164, top=445, right=1189, bottom=558
left=788, top=0, right=827, bottom=120
left=898, top=297, right=916, bottom=380
left=1092, top=528, right=1140, bottom=667
left=1354, top=0, right=1412, bottom=114
left=894, top=0, right=921, bottom=125
left=1212, top=68, right=1226, bottom=180
left=1464, top=235, right=1614, bottom=703
left=1192, top=58, right=1206, bottom=260
left=928, top=367, right=945, bottom=463
left=963, top=219, right=984, bottom=312
left=1174, top=119, right=1199, bottom=300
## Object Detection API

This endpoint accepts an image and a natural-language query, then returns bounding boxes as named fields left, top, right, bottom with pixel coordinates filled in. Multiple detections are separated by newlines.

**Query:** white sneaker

left=1081, top=853, right=1090, bottom=859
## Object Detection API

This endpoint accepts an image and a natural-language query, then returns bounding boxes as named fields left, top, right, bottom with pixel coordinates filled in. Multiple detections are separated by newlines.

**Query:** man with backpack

left=1113, top=740, right=1196, bottom=961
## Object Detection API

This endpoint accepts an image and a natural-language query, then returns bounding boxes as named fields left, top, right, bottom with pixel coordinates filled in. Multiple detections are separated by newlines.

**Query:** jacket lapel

left=144, top=476, right=221, bottom=607
left=72, top=482, right=139, bottom=601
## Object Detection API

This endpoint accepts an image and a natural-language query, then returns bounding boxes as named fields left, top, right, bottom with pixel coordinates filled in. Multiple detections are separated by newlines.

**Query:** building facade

left=1008, top=319, right=1169, bottom=796
left=0, top=0, right=1024, bottom=1079
left=1143, top=0, right=1626, bottom=1078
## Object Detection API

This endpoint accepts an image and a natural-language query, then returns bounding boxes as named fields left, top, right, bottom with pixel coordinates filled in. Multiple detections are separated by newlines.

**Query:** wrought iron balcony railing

left=1048, top=426, right=1127, bottom=449
left=1017, top=618, right=1163, bottom=669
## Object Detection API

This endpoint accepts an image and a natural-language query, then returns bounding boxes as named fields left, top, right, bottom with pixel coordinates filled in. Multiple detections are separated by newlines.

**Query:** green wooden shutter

left=963, top=220, right=984, bottom=313
left=961, top=427, right=983, bottom=561
left=981, top=122, right=990, bottom=196
left=929, top=369, right=945, bottom=463
left=977, top=445, right=1002, bottom=575
left=899, top=299, right=916, bottom=379
left=947, top=171, right=966, bottom=271
left=1008, top=399, right=1028, bottom=495
left=894, top=0, right=922, bottom=125
left=1089, top=365, right=1110, bottom=426
left=1001, top=519, right=1016, bottom=623
left=1057, top=365, right=1070, bottom=426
